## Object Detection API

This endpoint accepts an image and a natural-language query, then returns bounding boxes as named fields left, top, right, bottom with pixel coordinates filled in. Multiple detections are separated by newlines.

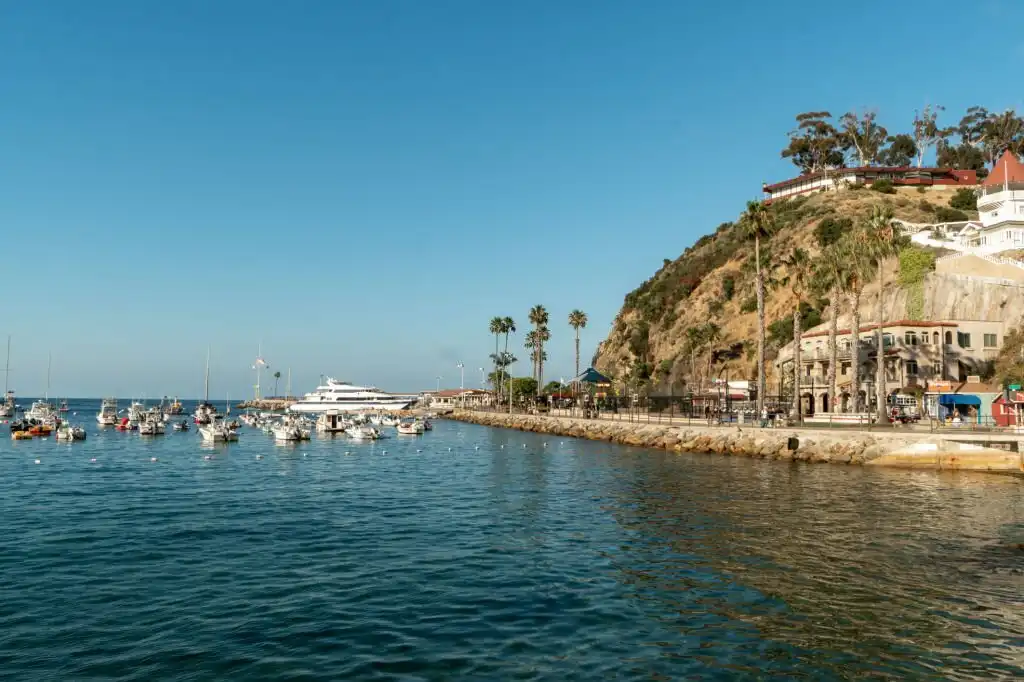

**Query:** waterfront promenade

left=448, top=409, right=1024, bottom=475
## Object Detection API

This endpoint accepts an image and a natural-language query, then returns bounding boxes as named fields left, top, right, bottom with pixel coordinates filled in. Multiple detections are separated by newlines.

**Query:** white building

left=957, top=150, right=1024, bottom=253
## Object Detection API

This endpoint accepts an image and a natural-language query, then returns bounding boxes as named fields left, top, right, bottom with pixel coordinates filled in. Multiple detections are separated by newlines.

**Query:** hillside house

left=763, top=166, right=976, bottom=202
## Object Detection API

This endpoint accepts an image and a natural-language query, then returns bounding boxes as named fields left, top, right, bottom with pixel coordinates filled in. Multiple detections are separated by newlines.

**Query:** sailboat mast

left=46, top=352, right=51, bottom=402
left=286, top=368, right=291, bottom=398
left=204, top=347, right=210, bottom=403
left=3, top=335, right=9, bottom=394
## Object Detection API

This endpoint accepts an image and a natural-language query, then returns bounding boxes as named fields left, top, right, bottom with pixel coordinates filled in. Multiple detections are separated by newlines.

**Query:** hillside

left=593, top=185, right=983, bottom=393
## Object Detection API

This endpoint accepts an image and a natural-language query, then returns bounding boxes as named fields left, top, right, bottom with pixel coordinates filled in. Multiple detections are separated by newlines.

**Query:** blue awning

left=938, top=394, right=981, bottom=406
left=570, top=367, right=613, bottom=385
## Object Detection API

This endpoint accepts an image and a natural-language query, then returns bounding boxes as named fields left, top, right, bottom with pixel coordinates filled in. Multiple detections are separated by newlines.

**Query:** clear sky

left=1, top=0, right=1021, bottom=398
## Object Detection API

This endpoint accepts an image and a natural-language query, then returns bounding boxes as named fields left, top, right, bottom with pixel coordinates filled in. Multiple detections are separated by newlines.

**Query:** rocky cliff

left=593, top=186, right=1014, bottom=390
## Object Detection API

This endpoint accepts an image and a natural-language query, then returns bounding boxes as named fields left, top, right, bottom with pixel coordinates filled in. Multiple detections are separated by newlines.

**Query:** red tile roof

left=984, top=150, right=1024, bottom=186
left=801, top=320, right=958, bottom=340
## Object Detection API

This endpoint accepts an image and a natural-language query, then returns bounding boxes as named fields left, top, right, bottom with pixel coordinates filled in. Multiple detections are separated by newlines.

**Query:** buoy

left=256, top=455, right=263, bottom=460
left=151, top=457, right=158, bottom=462
left=34, top=459, right=41, bottom=465
left=204, top=455, right=211, bottom=460
left=448, top=447, right=452, bottom=452
left=382, top=449, right=387, bottom=454
left=543, top=443, right=547, bottom=447
left=416, top=449, right=421, bottom=453
left=303, top=453, right=307, bottom=457
left=522, top=444, right=527, bottom=448
left=500, top=445, right=504, bottom=449
left=345, top=451, right=351, bottom=455
left=89, top=458, right=97, bottom=463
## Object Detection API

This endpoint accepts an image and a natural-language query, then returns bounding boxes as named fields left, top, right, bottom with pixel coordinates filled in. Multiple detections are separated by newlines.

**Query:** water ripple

left=0, top=401, right=1022, bottom=679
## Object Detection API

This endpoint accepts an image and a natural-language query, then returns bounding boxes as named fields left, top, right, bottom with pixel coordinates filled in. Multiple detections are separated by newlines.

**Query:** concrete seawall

left=449, top=411, right=1024, bottom=476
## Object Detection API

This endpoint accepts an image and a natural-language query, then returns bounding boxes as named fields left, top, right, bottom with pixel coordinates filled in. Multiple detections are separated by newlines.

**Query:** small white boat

left=347, top=424, right=380, bottom=440
left=0, top=391, right=14, bottom=419
left=138, top=411, right=166, bottom=436
left=193, top=401, right=217, bottom=425
left=316, top=410, right=349, bottom=434
left=96, top=398, right=118, bottom=426
left=200, top=416, right=239, bottom=443
left=25, top=400, right=57, bottom=423
left=396, top=420, right=424, bottom=435
left=172, top=420, right=190, bottom=432
left=55, top=423, right=87, bottom=441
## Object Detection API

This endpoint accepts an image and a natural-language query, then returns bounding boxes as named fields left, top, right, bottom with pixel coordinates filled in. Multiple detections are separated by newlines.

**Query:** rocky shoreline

left=449, top=411, right=1024, bottom=475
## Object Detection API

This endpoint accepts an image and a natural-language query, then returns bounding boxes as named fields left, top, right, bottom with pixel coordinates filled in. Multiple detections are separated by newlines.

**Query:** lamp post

left=436, top=376, right=442, bottom=394
left=479, top=367, right=485, bottom=389
left=457, top=363, right=465, bottom=409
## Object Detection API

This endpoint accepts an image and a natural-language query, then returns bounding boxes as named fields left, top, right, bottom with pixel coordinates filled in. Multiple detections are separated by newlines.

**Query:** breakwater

left=450, top=410, right=1024, bottom=475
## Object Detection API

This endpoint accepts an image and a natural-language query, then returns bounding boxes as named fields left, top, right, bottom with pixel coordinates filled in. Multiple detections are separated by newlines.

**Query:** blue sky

left=1, top=0, right=1021, bottom=398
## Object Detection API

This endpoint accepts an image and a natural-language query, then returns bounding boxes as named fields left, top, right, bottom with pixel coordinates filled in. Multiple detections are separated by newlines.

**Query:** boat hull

left=289, top=400, right=412, bottom=414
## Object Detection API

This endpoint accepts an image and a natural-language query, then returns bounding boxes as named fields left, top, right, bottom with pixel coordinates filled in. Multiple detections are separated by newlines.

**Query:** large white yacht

left=288, top=378, right=414, bottom=413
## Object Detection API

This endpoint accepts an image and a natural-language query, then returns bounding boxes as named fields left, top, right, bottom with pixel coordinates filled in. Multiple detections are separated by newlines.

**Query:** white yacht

left=97, top=398, right=118, bottom=426
left=288, top=378, right=415, bottom=414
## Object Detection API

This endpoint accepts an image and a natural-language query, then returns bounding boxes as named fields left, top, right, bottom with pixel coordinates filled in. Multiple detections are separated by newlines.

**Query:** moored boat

left=397, top=420, right=424, bottom=435
left=346, top=424, right=380, bottom=440
left=56, top=422, right=87, bottom=441
left=97, top=398, right=118, bottom=426
left=199, top=415, right=239, bottom=443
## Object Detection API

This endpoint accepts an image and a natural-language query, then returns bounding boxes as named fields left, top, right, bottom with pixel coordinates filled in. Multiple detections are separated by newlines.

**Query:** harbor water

left=1, top=399, right=1022, bottom=680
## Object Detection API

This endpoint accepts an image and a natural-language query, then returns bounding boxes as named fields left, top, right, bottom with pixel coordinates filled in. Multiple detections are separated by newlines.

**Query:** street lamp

left=479, top=367, right=485, bottom=389
left=436, top=376, right=442, bottom=394
left=457, top=363, right=465, bottom=409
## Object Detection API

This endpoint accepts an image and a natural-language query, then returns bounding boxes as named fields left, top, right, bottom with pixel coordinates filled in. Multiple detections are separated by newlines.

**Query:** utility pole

left=457, top=363, right=465, bottom=409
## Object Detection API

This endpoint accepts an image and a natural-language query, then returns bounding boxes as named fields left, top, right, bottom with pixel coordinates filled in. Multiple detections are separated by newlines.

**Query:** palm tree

left=528, top=305, right=550, bottom=396
left=816, top=245, right=847, bottom=412
left=502, top=317, right=516, bottom=354
left=489, top=317, right=504, bottom=395
left=782, top=247, right=813, bottom=421
left=524, top=330, right=538, bottom=380
left=861, top=204, right=906, bottom=422
left=568, top=310, right=588, bottom=381
left=838, top=235, right=876, bottom=413
left=740, top=200, right=775, bottom=415
left=273, top=371, right=281, bottom=397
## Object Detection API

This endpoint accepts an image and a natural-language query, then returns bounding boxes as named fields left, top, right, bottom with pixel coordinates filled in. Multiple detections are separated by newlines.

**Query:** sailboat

left=193, top=348, right=217, bottom=425
left=0, top=336, right=13, bottom=418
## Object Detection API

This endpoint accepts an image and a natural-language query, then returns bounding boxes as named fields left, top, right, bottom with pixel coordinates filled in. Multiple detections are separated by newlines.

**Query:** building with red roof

left=962, top=150, right=1024, bottom=252
left=763, top=166, right=976, bottom=202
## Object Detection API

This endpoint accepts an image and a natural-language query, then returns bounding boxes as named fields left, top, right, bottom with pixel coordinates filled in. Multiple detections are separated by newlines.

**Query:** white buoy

left=34, top=459, right=41, bottom=465
left=302, top=453, right=307, bottom=457
left=345, top=451, right=351, bottom=455
left=475, top=446, right=479, bottom=450
left=204, top=455, right=211, bottom=461
left=523, top=444, right=527, bottom=448
left=500, top=445, right=504, bottom=449
left=448, top=447, right=452, bottom=452
left=416, top=449, right=421, bottom=453
left=151, top=457, right=157, bottom=463
left=382, top=449, right=387, bottom=454
left=256, top=455, right=263, bottom=460
left=89, top=458, right=97, bottom=463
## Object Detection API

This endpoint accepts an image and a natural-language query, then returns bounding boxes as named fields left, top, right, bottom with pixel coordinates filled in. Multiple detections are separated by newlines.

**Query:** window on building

left=921, top=333, right=929, bottom=345
left=841, top=363, right=850, bottom=376
left=805, top=365, right=812, bottom=377
left=905, top=332, right=917, bottom=345
left=945, top=331, right=953, bottom=344
left=957, top=332, right=972, bottom=348
left=883, top=333, right=895, bottom=348
left=933, top=362, right=942, bottom=377
left=984, top=333, right=998, bottom=348
left=932, top=332, right=939, bottom=345
left=905, top=360, right=918, bottom=375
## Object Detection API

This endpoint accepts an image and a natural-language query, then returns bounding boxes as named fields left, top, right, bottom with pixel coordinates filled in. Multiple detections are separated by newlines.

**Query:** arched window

left=945, top=331, right=952, bottom=345
left=933, top=332, right=940, bottom=345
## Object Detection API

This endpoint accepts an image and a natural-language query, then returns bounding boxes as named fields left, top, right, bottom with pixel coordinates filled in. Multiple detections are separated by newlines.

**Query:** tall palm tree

left=568, top=310, right=588, bottom=381
left=524, top=330, right=538, bottom=380
left=861, top=204, right=906, bottom=422
left=838, top=235, right=876, bottom=413
left=816, top=246, right=846, bottom=412
left=273, top=371, right=282, bottom=397
left=489, top=317, right=504, bottom=394
left=782, top=247, right=813, bottom=421
left=501, top=317, right=516, bottom=354
left=528, top=305, right=550, bottom=396
left=740, top=200, right=775, bottom=414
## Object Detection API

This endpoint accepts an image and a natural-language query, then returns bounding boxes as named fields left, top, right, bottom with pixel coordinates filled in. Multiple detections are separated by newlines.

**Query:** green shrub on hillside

left=918, top=199, right=936, bottom=213
left=740, top=296, right=757, bottom=313
left=849, top=182, right=866, bottom=191
left=722, top=276, right=735, bottom=301
left=934, top=206, right=969, bottom=222
left=870, top=179, right=896, bottom=194
left=949, top=188, right=978, bottom=211
left=814, top=216, right=852, bottom=248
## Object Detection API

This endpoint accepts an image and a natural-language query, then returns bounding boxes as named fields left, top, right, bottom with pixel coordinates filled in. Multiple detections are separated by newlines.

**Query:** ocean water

left=1, top=399, right=1022, bottom=680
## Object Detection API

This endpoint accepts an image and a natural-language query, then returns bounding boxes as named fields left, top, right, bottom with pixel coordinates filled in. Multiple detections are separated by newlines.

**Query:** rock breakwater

left=450, top=411, right=1024, bottom=475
